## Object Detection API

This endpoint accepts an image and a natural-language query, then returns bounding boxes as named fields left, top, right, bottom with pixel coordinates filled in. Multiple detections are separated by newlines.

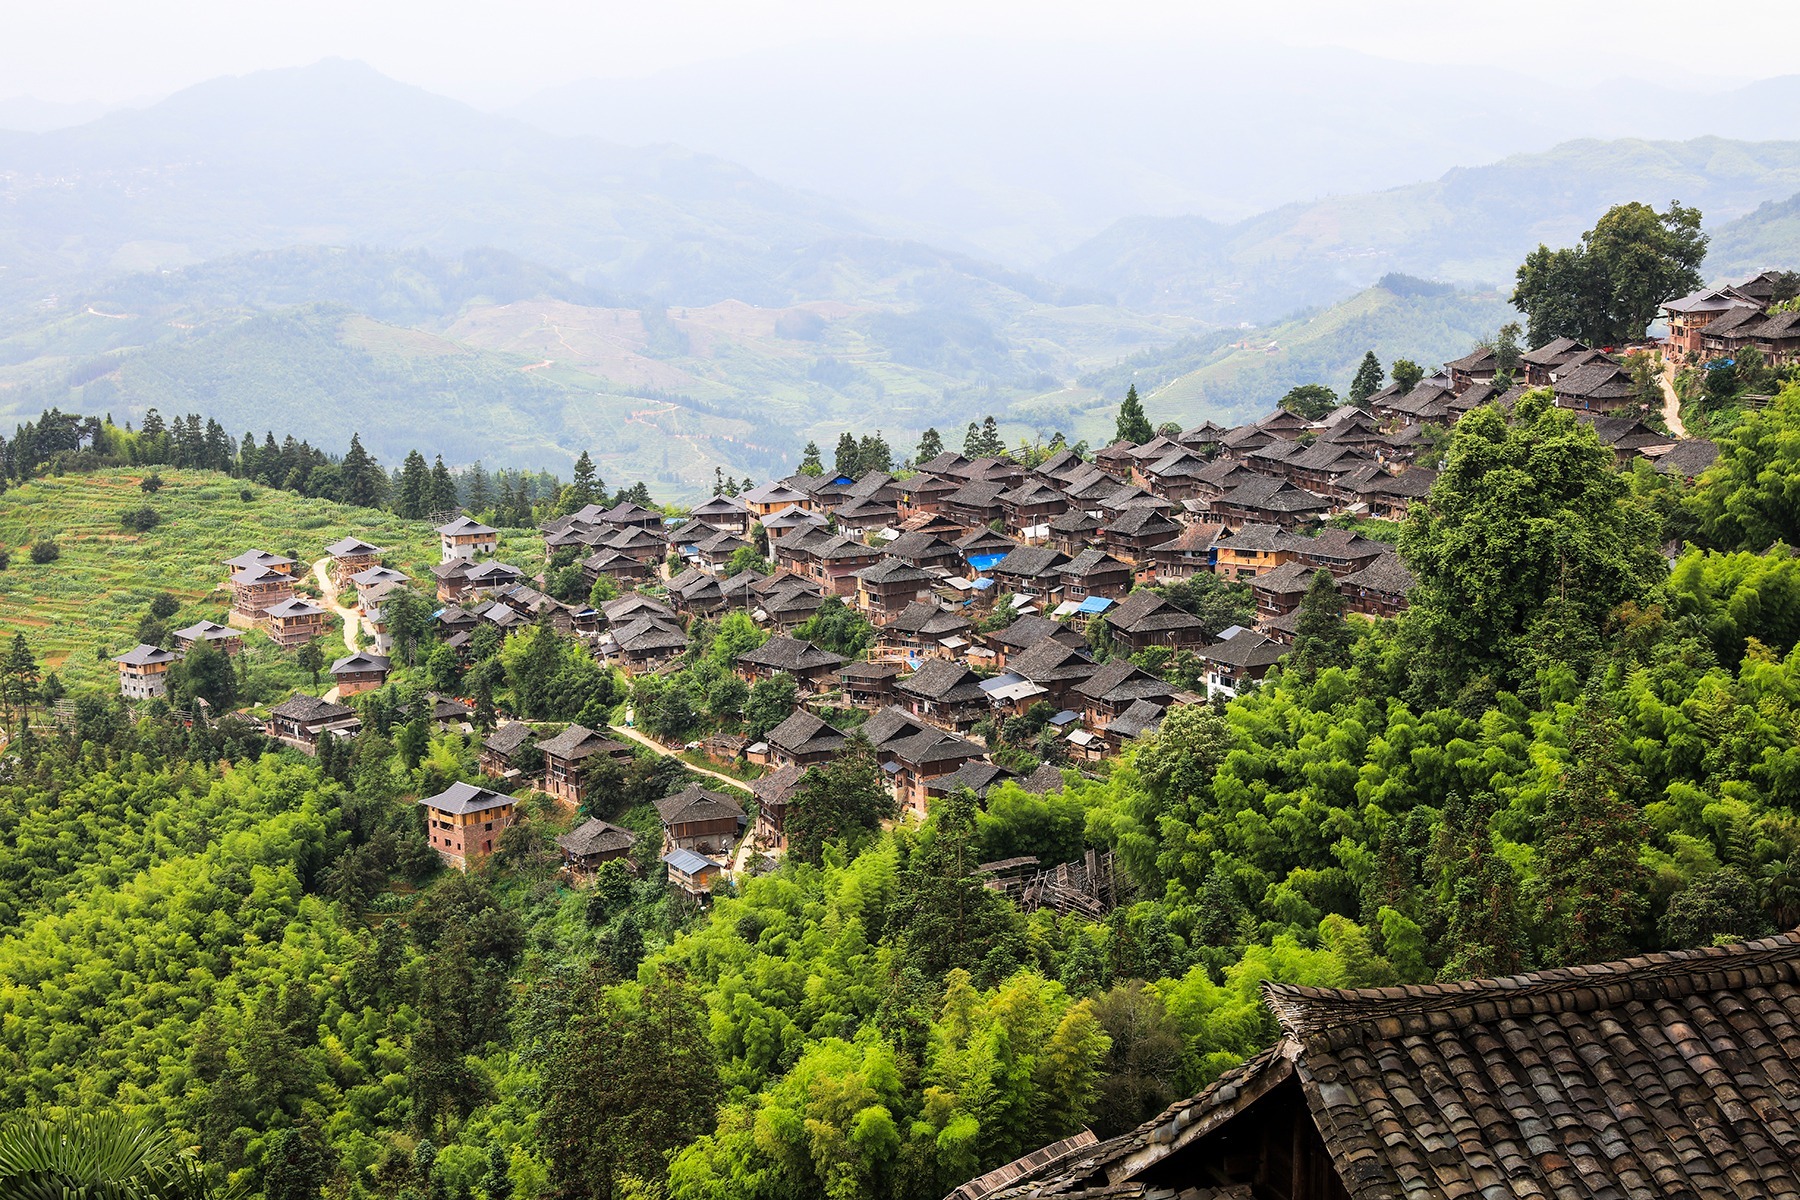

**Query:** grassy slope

left=1008, top=283, right=1515, bottom=437
left=0, top=469, right=534, bottom=691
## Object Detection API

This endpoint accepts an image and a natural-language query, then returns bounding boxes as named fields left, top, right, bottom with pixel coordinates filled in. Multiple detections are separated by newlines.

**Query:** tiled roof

left=736, top=635, right=846, bottom=672
left=534, top=723, right=628, bottom=761
left=555, top=818, right=637, bottom=857
left=419, top=780, right=516, bottom=816
left=766, top=710, right=847, bottom=755
left=1341, top=553, right=1415, bottom=597
left=113, top=643, right=180, bottom=666
left=483, top=722, right=536, bottom=755
left=654, top=784, right=745, bottom=826
left=269, top=693, right=354, bottom=721
left=1105, top=589, right=1206, bottom=635
left=898, top=658, right=989, bottom=702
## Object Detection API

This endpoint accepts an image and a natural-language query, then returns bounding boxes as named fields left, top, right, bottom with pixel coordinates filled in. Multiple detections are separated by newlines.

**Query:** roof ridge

left=1262, top=930, right=1800, bottom=1044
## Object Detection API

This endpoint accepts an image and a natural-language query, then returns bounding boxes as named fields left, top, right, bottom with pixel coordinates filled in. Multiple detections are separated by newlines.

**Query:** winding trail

left=1658, top=360, right=1687, bottom=438
left=608, top=724, right=762, bottom=878
left=311, top=558, right=364, bottom=654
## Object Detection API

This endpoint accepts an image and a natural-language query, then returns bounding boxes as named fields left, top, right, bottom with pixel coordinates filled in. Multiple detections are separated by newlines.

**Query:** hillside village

left=90, top=273, right=1783, bottom=904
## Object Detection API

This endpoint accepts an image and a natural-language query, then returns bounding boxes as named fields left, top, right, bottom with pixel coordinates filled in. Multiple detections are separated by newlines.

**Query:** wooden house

left=1046, top=508, right=1104, bottom=556
left=1004, top=638, right=1100, bottom=709
left=229, top=565, right=296, bottom=620
left=855, top=557, right=937, bottom=623
left=1104, top=589, right=1210, bottom=653
left=1340, top=553, right=1414, bottom=619
left=1212, top=523, right=1298, bottom=581
left=112, top=643, right=180, bottom=700
left=734, top=635, right=847, bottom=695
left=328, top=650, right=391, bottom=696
left=989, top=545, right=1070, bottom=598
left=863, top=705, right=988, bottom=819
left=896, top=658, right=992, bottom=732
left=690, top=494, right=753, bottom=535
left=266, top=693, right=360, bottom=752
left=741, top=480, right=814, bottom=517
left=262, top=597, right=329, bottom=647
left=954, top=933, right=1800, bottom=1200
left=323, top=537, right=383, bottom=586
left=555, top=818, right=638, bottom=878
left=1149, top=522, right=1224, bottom=581
left=750, top=763, right=805, bottom=849
left=172, top=620, right=243, bottom=657
left=535, top=723, right=634, bottom=805
left=839, top=660, right=903, bottom=708
left=764, top=710, right=847, bottom=769
left=1199, top=629, right=1286, bottom=699
left=879, top=600, right=974, bottom=661
left=223, top=549, right=297, bottom=577
left=418, top=780, right=518, bottom=869
left=480, top=721, right=536, bottom=779
left=654, top=784, right=746, bottom=855
left=436, top=516, right=498, bottom=563
left=1100, top=507, right=1181, bottom=564
left=1055, top=549, right=1133, bottom=604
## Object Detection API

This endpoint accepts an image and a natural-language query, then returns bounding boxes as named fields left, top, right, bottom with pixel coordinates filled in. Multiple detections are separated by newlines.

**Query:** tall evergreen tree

left=915, top=427, right=944, bottom=464
left=430, top=456, right=458, bottom=515
left=1349, top=351, right=1384, bottom=405
left=978, top=416, right=1004, bottom=457
left=832, top=432, right=859, bottom=478
left=465, top=461, right=490, bottom=514
left=341, top=434, right=382, bottom=508
left=396, top=451, right=432, bottom=519
left=1433, top=792, right=1524, bottom=981
left=796, top=442, right=824, bottom=476
left=857, top=430, right=893, bottom=474
left=569, top=451, right=600, bottom=508
left=1115, top=385, right=1153, bottom=445
left=963, top=421, right=983, bottom=458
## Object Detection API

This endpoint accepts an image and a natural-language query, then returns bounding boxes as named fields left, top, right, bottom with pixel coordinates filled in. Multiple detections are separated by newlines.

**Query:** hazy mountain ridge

left=1043, top=138, right=1800, bottom=322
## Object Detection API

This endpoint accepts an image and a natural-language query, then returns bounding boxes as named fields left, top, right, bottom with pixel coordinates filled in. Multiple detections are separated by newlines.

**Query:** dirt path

left=1659, top=361, right=1687, bottom=438
left=609, top=724, right=762, bottom=878
left=310, top=558, right=363, bottom=653
left=608, top=724, right=748, bottom=790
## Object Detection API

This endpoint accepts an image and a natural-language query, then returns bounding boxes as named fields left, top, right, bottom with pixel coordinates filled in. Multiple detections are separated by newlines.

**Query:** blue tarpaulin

left=1077, top=596, right=1115, bottom=614
left=967, top=554, right=1007, bottom=572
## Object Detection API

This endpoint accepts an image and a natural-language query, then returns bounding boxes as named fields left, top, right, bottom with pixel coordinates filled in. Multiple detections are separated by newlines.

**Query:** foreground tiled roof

left=556, top=817, right=637, bottom=858
left=961, top=931, right=1800, bottom=1200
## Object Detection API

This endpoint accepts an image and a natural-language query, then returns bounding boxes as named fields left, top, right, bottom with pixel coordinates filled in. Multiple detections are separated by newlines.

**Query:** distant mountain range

left=1, top=59, right=1797, bottom=495
left=506, top=40, right=1800, bottom=265
left=1042, top=139, right=1800, bottom=321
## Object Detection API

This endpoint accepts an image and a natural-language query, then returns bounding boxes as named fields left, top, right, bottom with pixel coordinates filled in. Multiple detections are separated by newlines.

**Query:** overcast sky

left=4, top=0, right=1797, bottom=107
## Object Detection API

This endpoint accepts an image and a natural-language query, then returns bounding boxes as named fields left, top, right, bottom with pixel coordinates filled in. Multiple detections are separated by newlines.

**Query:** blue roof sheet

left=663, top=848, right=716, bottom=874
left=1077, top=596, right=1115, bottom=614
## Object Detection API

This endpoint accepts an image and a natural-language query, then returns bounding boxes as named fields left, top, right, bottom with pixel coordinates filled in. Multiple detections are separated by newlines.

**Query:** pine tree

left=466, top=461, right=490, bottom=514
left=979, top=416, right=1004, bottom=457
left=342, top=434, right=382, bottom=508
left=857, top=430, right=893, bottom=474
left=430, top=456, right=458, bottom=515
left=833, top=432, right=859, bottom=478
left=915, top=427, right=943, bottom=465
left=2, top=632, right=39, bottom=728
left=570, top=451, right=600, bottom=508
left=397, top=450, right=431, bottom=518
left=1349, top=351, right=1385, bottom=405
left=1286, top=570, right=1354, bottom=678
left=963, top=421, right=983, bottom=458
left=1115, top=386, right=1153, bottom=445
left=797, top=442, right=824, bottom=476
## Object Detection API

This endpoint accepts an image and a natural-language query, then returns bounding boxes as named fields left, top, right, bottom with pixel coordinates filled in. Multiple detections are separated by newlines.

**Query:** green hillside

left=0, top=248, right=1201, bottom=496
left=1007, top=278, right=1514, bottom=437
left=0, top=468, right=534, bottom=690
left=1046, top=137, right=1800, bottom=321
left=1707, top=191, right=1800, bottom=277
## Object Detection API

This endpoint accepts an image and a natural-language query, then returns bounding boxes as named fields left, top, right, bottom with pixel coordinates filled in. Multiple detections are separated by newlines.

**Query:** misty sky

left=6, top=0, right=1799, bottom=108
